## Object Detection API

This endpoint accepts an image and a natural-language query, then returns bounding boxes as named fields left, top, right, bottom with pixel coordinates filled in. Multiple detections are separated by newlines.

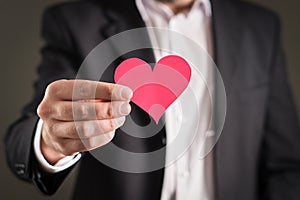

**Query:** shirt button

left=180, top=171, right=190, bottom=178
left=206, top=130, right=215, bottom=137
left=176, top=115, right=182, bottom=122
left=162, top=137, right=166, bottom=145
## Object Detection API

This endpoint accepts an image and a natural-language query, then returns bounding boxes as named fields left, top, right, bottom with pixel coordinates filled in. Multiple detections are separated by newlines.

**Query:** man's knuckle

left=47, top=80, right=68, bottom=98
left=46, top=82, right=58, bottom=96
left=105, top=105, right=114, bottom=118
left=37, top=103, right=47, bottom=118
left=78, top=82, right=93, bottom=98
left=53, top=105, right=63, bottom=119
left=47, top=123, right=57, bottom=136
left=39, top=105, right=56, bottom=121
left=94, top=105, right=102, bottom=119
left=105, top=84, right=114, bottom=99
left=65, top=123, right=75, bottom=137
left=79, top=121, right=94, bottom=138
left=79, top=104, right=90, bottom=118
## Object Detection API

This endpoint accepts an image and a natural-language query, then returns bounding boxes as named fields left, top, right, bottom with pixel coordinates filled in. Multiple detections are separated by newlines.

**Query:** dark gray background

left=0, top=0, right=299, bottom=199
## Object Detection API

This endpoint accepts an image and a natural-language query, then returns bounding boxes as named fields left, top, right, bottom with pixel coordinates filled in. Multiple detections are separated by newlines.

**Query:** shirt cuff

left=33, top=119, right=81, bottom=173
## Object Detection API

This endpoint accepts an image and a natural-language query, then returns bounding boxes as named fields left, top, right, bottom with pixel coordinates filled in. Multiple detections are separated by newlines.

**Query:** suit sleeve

left=5, top=7, right=80, bottom=195
left=261, top=16, right=300, bottom=200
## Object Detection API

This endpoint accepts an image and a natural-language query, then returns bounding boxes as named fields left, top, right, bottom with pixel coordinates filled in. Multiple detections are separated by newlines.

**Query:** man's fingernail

left=120, top=103, right=131, bottom=115
left=114, top=116, right=125, bottom=126
left=121, top=87, right=133, bottom=99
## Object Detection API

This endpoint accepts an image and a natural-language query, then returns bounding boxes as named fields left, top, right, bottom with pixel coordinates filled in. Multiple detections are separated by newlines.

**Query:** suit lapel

left=211, top=0, right=241, bottom=199
left=211, top=0, right=240, bottom=95
left=100, top=0, right=156, bottom=63
left=97, top=2, right=166, bottom=200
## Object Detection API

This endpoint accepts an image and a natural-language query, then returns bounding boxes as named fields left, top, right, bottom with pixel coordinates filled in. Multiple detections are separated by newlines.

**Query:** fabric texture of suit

left=5, top=0, right=300, bottom=199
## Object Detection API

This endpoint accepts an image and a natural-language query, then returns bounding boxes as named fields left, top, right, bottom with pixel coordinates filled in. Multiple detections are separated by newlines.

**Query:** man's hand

left=37, top=80, right=132, bottom=165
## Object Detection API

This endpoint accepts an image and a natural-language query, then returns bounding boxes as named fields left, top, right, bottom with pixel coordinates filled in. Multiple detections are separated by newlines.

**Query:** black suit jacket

left=5, top=0, right=300, bottom=199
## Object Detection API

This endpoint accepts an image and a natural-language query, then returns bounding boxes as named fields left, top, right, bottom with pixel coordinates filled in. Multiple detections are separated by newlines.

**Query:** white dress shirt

left=135, top=0, right=214, bottom=199
left=34, top=0, right=215, bottom=199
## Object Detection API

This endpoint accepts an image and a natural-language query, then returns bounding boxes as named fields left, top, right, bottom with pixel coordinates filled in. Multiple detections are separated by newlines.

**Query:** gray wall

left=0, top=0, right=299, bottom=199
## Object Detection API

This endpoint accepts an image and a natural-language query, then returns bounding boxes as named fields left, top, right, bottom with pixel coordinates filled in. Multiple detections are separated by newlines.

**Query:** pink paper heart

left=114, top=55, right=191, bottom=124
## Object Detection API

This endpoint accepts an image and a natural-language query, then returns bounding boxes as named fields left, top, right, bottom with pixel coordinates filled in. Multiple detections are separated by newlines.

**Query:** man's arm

left=5, top=6, right=132, bottom=195
left=4, top=7, right=82, bottom=195
left=261, top=16, right=300, bottom=200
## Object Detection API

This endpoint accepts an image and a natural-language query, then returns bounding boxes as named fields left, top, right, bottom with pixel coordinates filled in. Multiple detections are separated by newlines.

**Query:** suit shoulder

left=45, top=0, right=102, bottom=13
left=42, top=0, right=107, bottom=24
left=232, top=0, right=280, bottom=25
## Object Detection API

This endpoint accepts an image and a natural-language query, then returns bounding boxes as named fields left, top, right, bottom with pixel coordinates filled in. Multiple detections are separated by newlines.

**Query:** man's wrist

left=33, top=119, right=81, bottom=173
left=40, top=128, right=67, bottom=165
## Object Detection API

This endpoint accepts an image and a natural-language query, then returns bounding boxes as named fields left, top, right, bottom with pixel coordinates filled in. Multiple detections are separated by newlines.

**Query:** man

left=5, top=0, right=300, bottom=199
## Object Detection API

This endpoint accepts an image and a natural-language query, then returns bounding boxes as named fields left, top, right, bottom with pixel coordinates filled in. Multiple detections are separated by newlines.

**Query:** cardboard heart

left=114, top=55, right=191, bottom=124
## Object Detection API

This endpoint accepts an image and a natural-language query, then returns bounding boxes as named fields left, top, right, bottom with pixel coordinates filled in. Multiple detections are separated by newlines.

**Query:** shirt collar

left=136, top=0, right=212, bottom=20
